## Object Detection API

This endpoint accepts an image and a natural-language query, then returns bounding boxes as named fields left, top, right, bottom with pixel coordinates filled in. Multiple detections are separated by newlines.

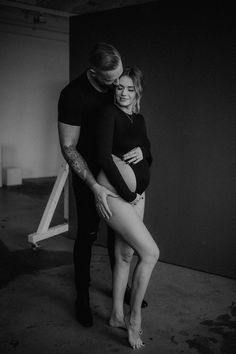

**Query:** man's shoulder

left=61, top=72, right=87, bottom=94
left=59, top=73, right=89, bottom=107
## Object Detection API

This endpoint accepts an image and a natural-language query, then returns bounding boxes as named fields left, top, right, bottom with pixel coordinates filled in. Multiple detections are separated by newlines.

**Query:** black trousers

left=72, top=174, right=115, bottom=299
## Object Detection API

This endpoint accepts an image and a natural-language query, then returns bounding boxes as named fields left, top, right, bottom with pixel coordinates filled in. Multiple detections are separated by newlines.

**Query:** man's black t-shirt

left=58, top=71, right=113, bottom=175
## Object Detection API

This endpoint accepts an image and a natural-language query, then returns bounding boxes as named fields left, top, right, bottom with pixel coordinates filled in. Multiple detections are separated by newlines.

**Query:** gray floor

left=0, top=180, right=235, bottom=354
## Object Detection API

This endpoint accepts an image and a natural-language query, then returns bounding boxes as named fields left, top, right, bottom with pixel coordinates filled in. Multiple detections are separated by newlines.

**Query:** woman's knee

left=154, top=244, right=160, bottom=262
left=142, top=243, right=159, bottom=265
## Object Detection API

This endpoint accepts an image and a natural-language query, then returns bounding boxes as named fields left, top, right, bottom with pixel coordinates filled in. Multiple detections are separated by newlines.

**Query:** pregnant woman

left=96, top=67, right=159, bottom=349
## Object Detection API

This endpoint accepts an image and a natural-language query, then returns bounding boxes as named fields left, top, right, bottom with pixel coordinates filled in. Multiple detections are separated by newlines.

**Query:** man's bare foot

left=124, top=313, right=145, bottom=350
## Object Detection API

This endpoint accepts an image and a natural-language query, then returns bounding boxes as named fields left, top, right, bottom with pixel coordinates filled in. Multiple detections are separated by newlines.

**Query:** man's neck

left=86, top=70, right=108, bottom=93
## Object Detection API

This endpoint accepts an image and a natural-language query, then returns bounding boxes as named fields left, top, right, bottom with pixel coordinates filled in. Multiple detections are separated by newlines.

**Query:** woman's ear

left=89, top=68, right=96, bottom=77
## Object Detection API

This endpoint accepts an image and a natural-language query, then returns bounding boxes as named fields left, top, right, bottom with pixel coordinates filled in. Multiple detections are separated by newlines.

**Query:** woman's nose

left=121, top=87, right=128, bottom=95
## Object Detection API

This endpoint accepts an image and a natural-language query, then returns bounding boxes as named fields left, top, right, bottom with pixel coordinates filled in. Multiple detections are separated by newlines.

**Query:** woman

left=96, top=67, right=159, bottom=349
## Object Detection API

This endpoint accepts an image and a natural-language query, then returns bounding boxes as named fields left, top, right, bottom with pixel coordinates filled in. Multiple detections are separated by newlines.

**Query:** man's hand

left=123, top=147, right=143, bottom=165
left=92, top=183, right=118, bottom=219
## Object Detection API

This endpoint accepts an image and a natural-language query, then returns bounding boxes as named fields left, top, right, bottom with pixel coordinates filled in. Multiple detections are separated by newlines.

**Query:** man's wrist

left=91, top=182, right=100, bottom=193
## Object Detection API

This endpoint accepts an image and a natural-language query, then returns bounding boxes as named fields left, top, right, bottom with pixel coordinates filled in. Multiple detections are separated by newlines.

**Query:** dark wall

left=69, top=0, right=236, bottom=278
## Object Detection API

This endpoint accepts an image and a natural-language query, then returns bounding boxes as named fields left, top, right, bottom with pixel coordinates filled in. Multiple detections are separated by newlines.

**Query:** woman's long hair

left=121, top=66, right=144, bottom=114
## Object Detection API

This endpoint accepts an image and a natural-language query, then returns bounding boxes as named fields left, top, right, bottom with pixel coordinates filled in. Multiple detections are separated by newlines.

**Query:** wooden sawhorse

left=28, top=160, right=69, bottom=249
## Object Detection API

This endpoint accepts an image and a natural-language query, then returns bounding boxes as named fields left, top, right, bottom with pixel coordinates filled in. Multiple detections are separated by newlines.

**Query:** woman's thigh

left=133, top=193, right=145, bottom=221
left=114, top=193, right=145, bottom=260
left=106, top=196, right=157, bottom=259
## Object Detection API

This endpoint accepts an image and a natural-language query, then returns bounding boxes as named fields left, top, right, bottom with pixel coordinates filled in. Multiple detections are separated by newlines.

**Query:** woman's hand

left=123, top=147, right=143, bottom=164
left=92, top=183, right=118, bottom=220
left=130, top=193, right=144, bottom=206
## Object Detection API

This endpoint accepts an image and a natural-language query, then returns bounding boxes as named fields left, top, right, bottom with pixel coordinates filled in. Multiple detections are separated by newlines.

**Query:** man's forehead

left=100, top=63, right=123, bottom=79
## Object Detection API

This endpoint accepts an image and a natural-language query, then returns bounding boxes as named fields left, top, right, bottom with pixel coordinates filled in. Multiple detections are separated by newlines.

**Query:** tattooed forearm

left=63, top=145, right=97, bottom=189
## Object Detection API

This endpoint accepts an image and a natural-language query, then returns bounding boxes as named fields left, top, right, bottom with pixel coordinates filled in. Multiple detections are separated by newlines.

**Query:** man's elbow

left=61, top=143, right=77, bottom=159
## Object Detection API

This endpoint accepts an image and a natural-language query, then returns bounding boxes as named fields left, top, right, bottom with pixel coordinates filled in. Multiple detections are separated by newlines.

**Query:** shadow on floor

left=0, top=180, right=236, bottom=353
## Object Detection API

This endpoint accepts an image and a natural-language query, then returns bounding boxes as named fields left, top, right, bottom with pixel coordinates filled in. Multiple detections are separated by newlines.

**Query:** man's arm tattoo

left=63, top=145, right=97, bottom=189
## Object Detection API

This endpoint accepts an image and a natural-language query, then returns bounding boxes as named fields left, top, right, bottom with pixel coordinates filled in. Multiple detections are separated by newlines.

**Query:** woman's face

left=115, top=75, right=136, bottom=111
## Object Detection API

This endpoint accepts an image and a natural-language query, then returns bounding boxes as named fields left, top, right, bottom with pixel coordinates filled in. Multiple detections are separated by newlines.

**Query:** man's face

left=93, top=61, right=123, bottom=89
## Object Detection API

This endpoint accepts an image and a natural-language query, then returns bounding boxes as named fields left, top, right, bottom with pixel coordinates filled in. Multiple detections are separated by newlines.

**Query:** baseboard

left=23, top=176, right=57, bottom=184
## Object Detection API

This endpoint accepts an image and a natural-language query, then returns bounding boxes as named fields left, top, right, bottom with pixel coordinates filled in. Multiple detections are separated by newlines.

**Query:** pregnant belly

left=97, top=155, right=136, bottom=194
left=132, top=159, right=150, bottom=195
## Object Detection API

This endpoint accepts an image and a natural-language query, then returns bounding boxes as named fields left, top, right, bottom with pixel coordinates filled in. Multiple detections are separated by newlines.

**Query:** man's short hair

left=89, top=42, right=121, bottom=71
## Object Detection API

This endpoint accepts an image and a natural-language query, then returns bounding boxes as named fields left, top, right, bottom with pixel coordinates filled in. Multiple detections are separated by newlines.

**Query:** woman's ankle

left=109, top=312, right=125, bottom=328
left=110, top=309, right=124, bottom=321
left=129, top=312, right=141, bottom=329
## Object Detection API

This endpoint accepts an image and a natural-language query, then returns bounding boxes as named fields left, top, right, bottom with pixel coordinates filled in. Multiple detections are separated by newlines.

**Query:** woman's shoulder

left=135, top=112, right=145, bottom=121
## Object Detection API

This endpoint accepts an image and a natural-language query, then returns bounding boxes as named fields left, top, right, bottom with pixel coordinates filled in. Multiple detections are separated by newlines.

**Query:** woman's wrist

left=130, top=193, right=143, bottom=206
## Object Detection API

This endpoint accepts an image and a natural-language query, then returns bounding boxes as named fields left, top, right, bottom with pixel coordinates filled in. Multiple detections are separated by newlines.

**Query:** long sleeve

left=96, top=107, right=137, bottom=203
left=139, top=116, right=153, bottom=166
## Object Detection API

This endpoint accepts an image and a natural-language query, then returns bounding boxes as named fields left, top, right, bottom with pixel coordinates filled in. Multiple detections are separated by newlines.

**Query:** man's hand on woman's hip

left=92, top=183, right=118, bottom=220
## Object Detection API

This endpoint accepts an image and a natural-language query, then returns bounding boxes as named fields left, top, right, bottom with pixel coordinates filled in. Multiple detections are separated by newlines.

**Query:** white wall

left=0, top=17, right=69, bottom=180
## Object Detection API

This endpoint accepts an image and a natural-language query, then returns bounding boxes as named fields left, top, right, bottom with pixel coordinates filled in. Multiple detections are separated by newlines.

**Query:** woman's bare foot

left=109, top=314, right=125, bottom=329
left=124, top=313, right=145, bottom=350
left=110, top=314, right=143, bottom=335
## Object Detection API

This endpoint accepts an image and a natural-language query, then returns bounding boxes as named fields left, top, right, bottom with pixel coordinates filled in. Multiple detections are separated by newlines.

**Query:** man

left=58, top=43, right=147, bottom=328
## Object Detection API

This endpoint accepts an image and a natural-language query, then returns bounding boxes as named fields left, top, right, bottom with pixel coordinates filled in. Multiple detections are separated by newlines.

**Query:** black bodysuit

left=97, top=104, right=152, bottom=203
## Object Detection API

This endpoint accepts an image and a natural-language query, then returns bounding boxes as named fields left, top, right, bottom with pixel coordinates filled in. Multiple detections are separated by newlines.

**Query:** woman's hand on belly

left=123, top=147, right=143, bottom=165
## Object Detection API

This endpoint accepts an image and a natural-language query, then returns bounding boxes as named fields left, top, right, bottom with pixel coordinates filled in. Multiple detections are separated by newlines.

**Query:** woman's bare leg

left=97, top=161, right=158, bottom=348
left=105, top=195, right=159, bottom=349
left=109, top=236, right=134, bottom=328
left=109, top=194, right=145, bottom=329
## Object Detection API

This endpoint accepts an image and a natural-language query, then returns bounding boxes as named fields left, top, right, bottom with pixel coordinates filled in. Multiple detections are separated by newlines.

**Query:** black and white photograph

left=0, top=0, right=235, bottom=353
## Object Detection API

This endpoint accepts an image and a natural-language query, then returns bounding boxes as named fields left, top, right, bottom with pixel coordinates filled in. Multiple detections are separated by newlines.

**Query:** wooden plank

left=36, top=161, right=68, bottom=234
left=28, top=223, right=69, bottom=244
